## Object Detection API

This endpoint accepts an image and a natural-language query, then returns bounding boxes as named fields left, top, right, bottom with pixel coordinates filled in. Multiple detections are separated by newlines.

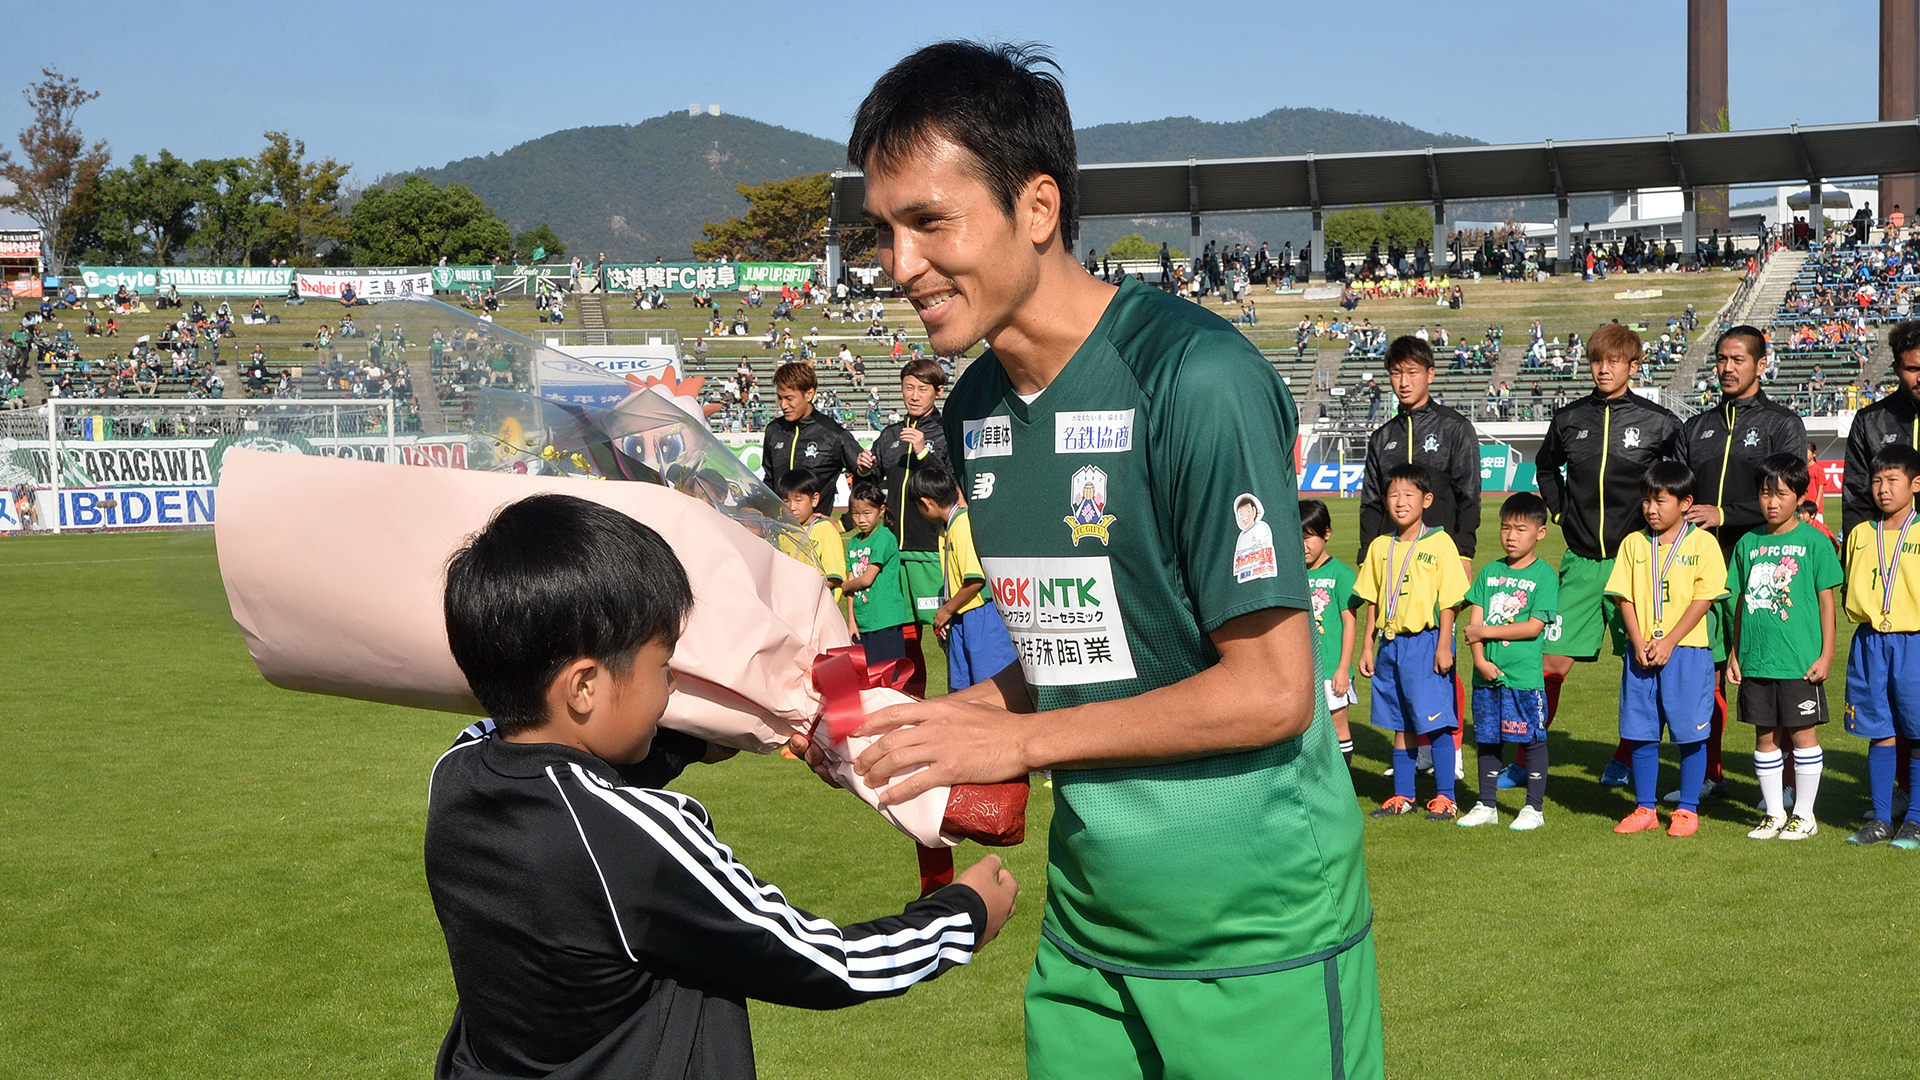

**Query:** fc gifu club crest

left=1064, top=464, right=1115, bottom=546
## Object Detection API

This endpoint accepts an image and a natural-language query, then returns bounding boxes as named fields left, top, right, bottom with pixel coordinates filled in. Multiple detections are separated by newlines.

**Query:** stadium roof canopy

left=829, top=118, right=1920, bottom=221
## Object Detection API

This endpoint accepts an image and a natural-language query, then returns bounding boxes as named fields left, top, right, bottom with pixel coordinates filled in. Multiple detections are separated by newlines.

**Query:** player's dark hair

left=774, top=470, right=826, bottom=500
left=1384, top=335, right=1434, bottom=369
left=1384, top=462, right=1433, bottom=495
left=1754, top=452, right=1811, bottom=498
left=1715, top=324, right=1768, bottom=361
left=905, top=462, right=961, bottom=508
left=1870, top=443, right=1920, bottom=480
left=900, top=357, right=946, bottom=388
left=1299, top=498, right=1332, bottom=538
left=849, top=41, right=1079, bottom=247
left=443, top=494, right=693, bottom=737
left=1499, top=491, right=1550, bottom=527
left=1641, top=460, right=1697, bottom=502
left=1887, top=319, right=1920, bottom=366
left=849, top=479, right=887, bottom=507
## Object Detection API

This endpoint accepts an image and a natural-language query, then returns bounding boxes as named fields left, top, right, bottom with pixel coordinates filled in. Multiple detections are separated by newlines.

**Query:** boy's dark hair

left=1887, top=319, right=1920, bottom=365
left=1384, top=462, right=1433, bottom=495
left=1799, top=500, right=1820, bottom=516
left=1870, top=443, right=1920, bottom=480
left=849, top=41, right=1079, bottom=247
left=905, top=462, right=961, bottom=508
left=1641, top=460, right=1697, bottom=502
left=900, top=357, right=946, bottom=388
left=1384, top=335, right=1434, bottom=370
left=774, top=470, right=826, bottom=501
left=1754, top=451, right=1811, bottom=498
left=443, top=494, right=693, bottom=736
left=1499, top=491, right=1550, bottom=527
left=849, top=479, right=887, bottom=507
left=1715, top=324, right=1768, bottom=361
left=1299, top=498, right=1332, bottom=538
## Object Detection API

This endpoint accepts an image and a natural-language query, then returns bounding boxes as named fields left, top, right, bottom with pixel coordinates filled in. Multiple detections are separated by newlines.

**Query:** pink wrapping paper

left=215, top=449, right=952, bottom=847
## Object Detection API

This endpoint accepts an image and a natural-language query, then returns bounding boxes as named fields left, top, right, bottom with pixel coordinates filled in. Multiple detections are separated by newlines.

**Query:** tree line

left=0, top=69, right=567, bottom=276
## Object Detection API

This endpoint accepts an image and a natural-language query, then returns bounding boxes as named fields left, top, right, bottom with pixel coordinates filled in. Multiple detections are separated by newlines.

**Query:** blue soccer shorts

left=1844, top=626, right=1920, bottom=740
left=1619, top=645, right=1715, bottom=744
left=1370, top=628, right=1457, bottom=734
left=945, top=602, right=1018, bottom=692
left=1472, top=686, right=1547, bottom=745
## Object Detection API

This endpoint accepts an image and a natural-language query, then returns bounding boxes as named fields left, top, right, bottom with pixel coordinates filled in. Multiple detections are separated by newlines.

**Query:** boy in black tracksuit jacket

left=1842, top=324, right=1920, bottom=542
left=1355, top=338, right=1481, bottom=562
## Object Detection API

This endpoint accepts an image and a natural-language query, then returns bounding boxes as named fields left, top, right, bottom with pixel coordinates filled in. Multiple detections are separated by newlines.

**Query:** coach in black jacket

left=761, top=362, right=863, bottom=501
left=1681, top=326, right=1806, bottom=558
left=855, top=357, right=952, bottom=552
left=1536, top=372, right=1683, bottom=563
left=1357, top=335, right=1482, bottom=561
left=1843, top=321, right=1920, bottom=542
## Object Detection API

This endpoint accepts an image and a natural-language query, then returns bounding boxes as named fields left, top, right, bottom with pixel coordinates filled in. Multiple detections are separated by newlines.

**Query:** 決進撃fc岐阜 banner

left=603, top=262, right=813, bottom=293
left=158, top=266, right=296, bottom=296
left=296, top=267, right=433, bottom=302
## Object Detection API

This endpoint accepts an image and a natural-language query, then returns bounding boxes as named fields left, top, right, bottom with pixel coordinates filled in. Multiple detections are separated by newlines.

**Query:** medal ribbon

left=1650, top=522, right=1693, bottom=631
left=1382, top=529, right=1425, bottom=630
left=1878, top=510, right=1918, bottom=620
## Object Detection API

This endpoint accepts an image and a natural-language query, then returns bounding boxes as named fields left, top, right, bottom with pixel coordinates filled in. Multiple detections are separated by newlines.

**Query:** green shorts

left=900, top=550, right=944, bottom=627
left=1025, top=928, right=1384, bottom=1080
left=1546, top=550, right=1624, bottom=661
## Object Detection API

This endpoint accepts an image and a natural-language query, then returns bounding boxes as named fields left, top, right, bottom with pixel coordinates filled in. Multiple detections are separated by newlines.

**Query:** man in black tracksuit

left=762, top=361, right=862, bottom=503
left=1357, top=335, right=1481, bottom=563
left=1843, top=321, right=1920, bottom=543
left=855, top=357, right=953, bottom=696
left=1535, top=325, right=1682, bottom=786
left=1668, top=326, right=1805, bottom=794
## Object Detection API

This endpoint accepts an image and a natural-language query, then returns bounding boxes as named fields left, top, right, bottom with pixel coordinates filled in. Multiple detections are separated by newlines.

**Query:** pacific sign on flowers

left=297, top=267, right=433, bottom=301
left=159, top=266, right=296, bottom=296
left=79, top=267, right=160, bottom=296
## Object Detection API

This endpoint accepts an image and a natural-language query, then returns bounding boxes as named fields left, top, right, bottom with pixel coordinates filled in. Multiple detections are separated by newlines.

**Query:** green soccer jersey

left=943, top=276, right=1371, bottom=977
left=1727, top=522, right=1844, bottom=678
left=846, top=526, right=912, bottom=632
left=1465, top=556, right=1559, bottom=689
left=1307, top=557, right=1358, bottom=682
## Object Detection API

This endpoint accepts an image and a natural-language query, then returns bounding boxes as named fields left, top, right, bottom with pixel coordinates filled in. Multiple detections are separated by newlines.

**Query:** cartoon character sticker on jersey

left=1742, top=555, right=1800, bottom=621
left=1486, top=584, right=1533, bottom=624
left=1064, top=464, right=1115, bottom=546
left=1231, top=493, right=1278, bottom=583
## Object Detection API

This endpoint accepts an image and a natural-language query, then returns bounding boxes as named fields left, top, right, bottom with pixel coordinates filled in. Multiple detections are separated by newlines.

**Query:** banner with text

left=79, top=267, right=160, bottom=297
left=432, top=265, right=496, bottom=291
left=5, top=433, right=474, bottom=495
left=158, top=266, right=295, bottom=296
left=0, top=229, right=42, bottom=260
left=736, top=263, right=816, bottom=289
left=296, top=267, right=433, bottom=302
left=601, top=263, right=810, bottom=294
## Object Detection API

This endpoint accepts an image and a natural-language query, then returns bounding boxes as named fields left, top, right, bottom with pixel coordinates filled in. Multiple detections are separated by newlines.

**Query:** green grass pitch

left=1, top=496, right=1910, bottom=1079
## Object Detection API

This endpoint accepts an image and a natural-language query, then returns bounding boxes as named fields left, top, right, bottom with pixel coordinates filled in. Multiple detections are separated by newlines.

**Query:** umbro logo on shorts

left=1799, top=699, right=1818, bottom=715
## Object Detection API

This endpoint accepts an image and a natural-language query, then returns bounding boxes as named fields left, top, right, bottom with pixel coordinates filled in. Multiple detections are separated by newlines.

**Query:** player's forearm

left=1015, top=608, right=1315, bottom=771
left=1477, top=618, right=1546, bottom=642
left=1668, top=599, right=1715, bottom=642
left=1615, top=599, right=1644, bottom=650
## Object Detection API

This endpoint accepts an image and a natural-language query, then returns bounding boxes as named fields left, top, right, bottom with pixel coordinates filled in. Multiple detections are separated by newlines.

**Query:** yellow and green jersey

left=1604, top=526, right=1729, bottom=647
left=1352, top=527, right=1469, bottom=637
left=1843, top=516, right=1920, bottom=631
left=938, top=506, right=987, bottom=618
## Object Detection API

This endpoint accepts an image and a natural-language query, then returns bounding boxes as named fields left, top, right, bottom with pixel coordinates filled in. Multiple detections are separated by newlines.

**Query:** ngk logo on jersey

left=981, top=556, right=1136, bottom=685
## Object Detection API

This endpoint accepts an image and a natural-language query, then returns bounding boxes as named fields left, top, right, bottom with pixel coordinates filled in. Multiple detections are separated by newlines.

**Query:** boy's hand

left=954, top=854, right=1019, bottom=948
left=1434, top=643, right=1454, bottom=675
left=1726, top=654, right=1743, bottom=685
left=1805, top=656, right=1831, bottom=683
left=934, top=605, right=954, bottom=636
left=856, top=448, right=876, bottom=471
left=1643, top=637, right=1675, bottom=669
left=1358, top=648, right=1375, bottom=679
left=1464, top=622, right=1486, bottom=644
left=1474, top=657, right=1504, bottom=683
left=1332, top=669, right=1351, bottom=697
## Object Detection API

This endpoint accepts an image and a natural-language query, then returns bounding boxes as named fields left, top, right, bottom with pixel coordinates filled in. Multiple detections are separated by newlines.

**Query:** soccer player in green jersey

left=793, top=41, right=1381, bottom=1080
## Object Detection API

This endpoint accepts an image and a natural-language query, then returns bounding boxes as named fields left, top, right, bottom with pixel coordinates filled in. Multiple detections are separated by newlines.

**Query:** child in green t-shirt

left=1301, top=500, right=1358, bottom=767
left=843, top=481, right=913, bottom=665
left=1728, top=453, right=1844, bottom=841
left=1459, top=493, right=1559, bottom=831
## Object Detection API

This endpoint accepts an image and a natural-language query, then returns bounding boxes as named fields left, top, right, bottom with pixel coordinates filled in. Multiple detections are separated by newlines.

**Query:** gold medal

left=1882, top=619, right=1894, bottom=633
left=1651, top=629, right=1665, bottom=640
left=1382, top=629, right=1396, bottom=641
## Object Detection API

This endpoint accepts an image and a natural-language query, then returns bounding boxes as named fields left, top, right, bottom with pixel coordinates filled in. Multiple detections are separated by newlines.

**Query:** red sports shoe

left=1614, top=806, right=1661, bottom=834
left=1667, top=809, right=1699, bottom=837
left=1424, top=795, right=1458, bottom=821
left=1369, top=795, right=1416, bottom=817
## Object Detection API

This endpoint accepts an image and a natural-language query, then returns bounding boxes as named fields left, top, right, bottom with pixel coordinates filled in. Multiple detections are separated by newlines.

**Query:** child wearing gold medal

left=1355, top=463, right=1472, bottom=820
left=1604, top=462, right=1730, bottom=837
left=1842, top=445, right=1920, bottom=847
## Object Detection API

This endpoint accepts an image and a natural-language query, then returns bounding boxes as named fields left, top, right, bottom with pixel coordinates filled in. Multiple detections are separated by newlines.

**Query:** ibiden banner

left=158, top=266, right=295, bottom=296
left=79, top=267, right=160, bottom=296
left=297, top=267, right=433, bottom=301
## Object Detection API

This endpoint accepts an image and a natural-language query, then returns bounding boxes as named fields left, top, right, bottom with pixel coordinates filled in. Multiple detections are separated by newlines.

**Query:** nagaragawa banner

left=79, top=267, right=160, bottom=297
left=432, top=265, right=495, bottom=292
left=158, top=266, right=296, bottom=296
left=297, top=267, right=433, bottom=302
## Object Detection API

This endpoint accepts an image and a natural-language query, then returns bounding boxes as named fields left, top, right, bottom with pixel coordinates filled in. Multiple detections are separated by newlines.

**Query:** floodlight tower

left=1883, top=0, right=1919, bottom=220
left=1687, top=0, right=1731, bottom=254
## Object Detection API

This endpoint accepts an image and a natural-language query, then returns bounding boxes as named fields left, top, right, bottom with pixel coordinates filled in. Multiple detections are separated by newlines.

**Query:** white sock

left=1755, top=748, right=1785, bottom=819
left=1793, top=747, right=1824, bottom=820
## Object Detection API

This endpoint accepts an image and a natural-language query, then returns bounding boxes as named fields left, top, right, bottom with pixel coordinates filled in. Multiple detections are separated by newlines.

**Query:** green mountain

left=399, top=108, right=1487, bottom=261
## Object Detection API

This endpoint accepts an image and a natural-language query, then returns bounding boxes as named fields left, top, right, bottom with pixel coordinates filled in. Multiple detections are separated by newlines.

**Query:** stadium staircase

left=576, top=294, right=610, bottom=346
left=1487, top=344, right=1526, bottom=388
left=1664, top=248, right=1806, bottom=402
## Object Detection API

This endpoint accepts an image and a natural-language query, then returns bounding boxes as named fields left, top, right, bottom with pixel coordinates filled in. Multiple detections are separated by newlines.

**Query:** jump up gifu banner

left=297, top=267, right=433, bottom=302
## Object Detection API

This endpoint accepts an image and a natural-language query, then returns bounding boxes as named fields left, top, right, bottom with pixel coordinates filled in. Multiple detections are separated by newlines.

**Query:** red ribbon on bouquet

left=809, top=646, right=1030, bottom=897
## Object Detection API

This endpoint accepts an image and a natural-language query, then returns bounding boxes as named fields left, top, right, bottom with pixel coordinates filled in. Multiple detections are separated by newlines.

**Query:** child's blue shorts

left=1472, top=686, right=1547, bottom=744
left=945, top=602, right=1017, bottom=691
left=1370, top=628, right=1457, bottom=734
left=1619, top=645, right=1714, bottom=744
left=1844, top=626, right=1920, bottom=740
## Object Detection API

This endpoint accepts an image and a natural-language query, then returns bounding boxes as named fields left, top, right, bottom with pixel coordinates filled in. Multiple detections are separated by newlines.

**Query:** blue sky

left=0, top=0, right=1891, bottom=186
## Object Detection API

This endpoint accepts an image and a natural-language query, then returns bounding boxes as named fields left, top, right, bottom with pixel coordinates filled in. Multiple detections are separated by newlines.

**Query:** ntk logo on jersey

left=1064, top=464, right=1116, bottom=545
left=981, top=555, right=1137, bottom=685
left=961, top=415, right=1013, bottom=459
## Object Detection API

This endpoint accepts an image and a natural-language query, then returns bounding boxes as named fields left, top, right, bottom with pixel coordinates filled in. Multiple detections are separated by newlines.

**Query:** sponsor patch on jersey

left=1054, top=410, right=1134, bottom=454
left=961, top=415, right=1013, bottom=459
left=1231, top=493, right=1277, bottom=582
left=1064, top=464, right=1115, bottom=546
left=981, top=555, right=1137, bottom=685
